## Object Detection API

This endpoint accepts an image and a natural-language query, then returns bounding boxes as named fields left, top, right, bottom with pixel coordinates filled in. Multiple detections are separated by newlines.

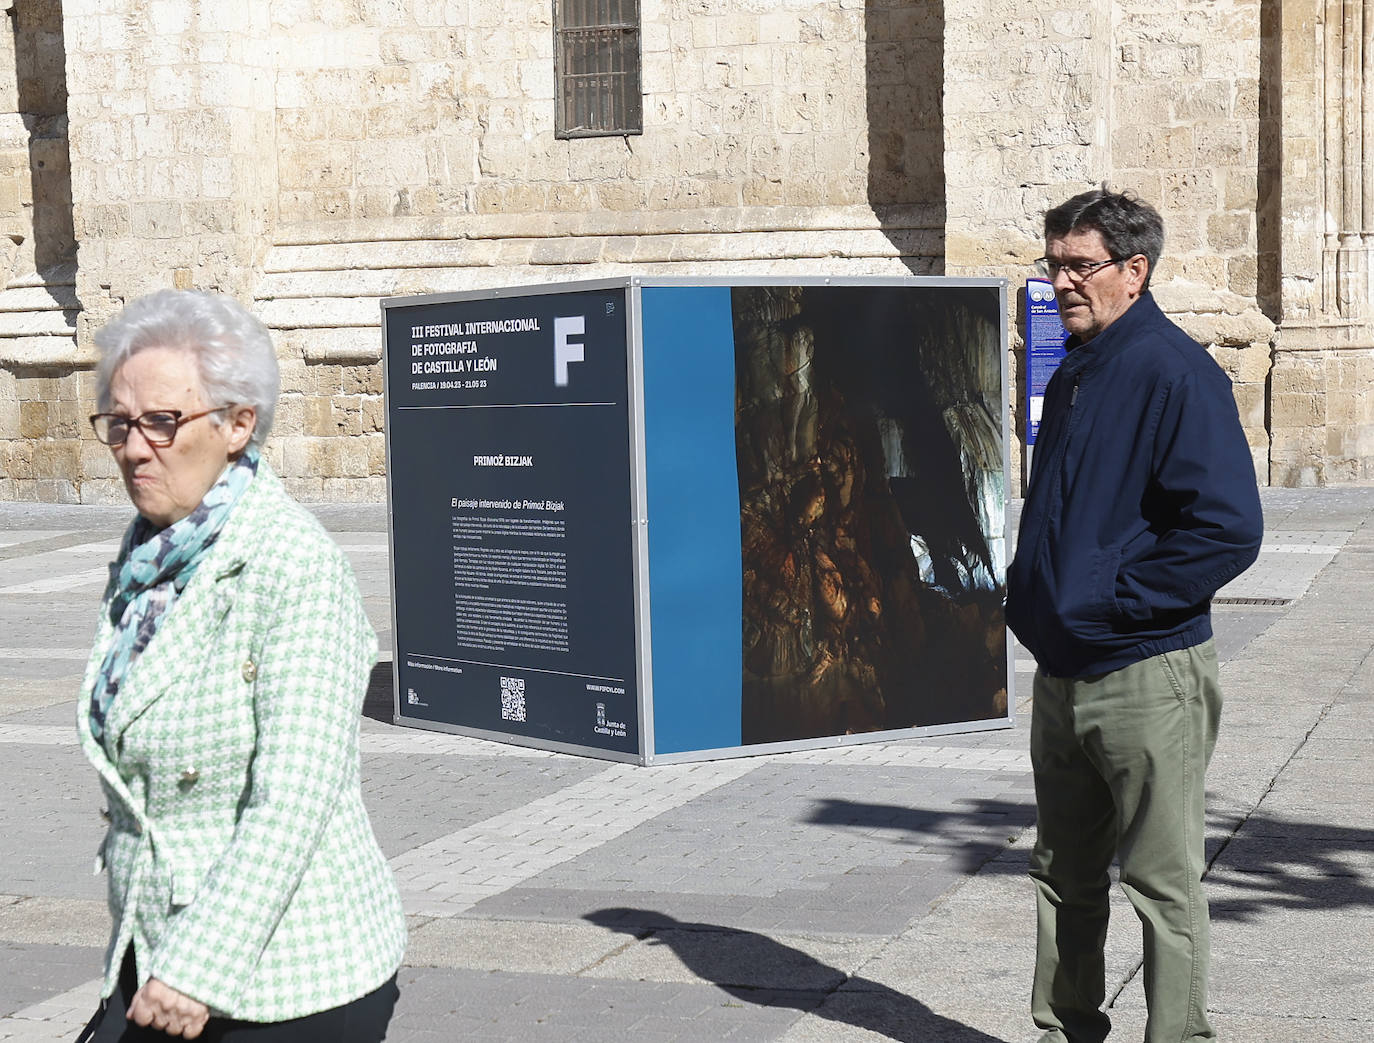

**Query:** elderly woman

left=75, top=290, right=406, bottom=1041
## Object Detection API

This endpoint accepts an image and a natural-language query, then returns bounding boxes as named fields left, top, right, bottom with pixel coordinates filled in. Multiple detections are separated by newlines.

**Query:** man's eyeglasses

left=89, top=407, right=228, bottom=447
left=1034, top=257, right=1124, bottom=281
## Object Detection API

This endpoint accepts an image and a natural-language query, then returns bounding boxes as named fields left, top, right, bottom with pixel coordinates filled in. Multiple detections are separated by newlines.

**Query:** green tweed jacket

left=76, top=463, right=407, bottom=1022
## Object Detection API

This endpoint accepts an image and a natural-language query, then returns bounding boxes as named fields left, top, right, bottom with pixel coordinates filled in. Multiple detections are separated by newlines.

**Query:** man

left=1006, top=188, right=1263, bottom=1043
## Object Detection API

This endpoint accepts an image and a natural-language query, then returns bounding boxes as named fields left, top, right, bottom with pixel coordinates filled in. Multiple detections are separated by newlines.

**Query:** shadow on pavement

left=585, top=908, right=1005, bottom=1043
left=808, top=799, right=1374, bottom=919
left=1207, top=812, right=1374, bottom=920
left=807, top=797, right=1036, bottom=876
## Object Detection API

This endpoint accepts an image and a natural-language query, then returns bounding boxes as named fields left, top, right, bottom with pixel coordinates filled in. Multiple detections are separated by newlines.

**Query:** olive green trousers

left=1029, top=640, right=1221, bottom=1043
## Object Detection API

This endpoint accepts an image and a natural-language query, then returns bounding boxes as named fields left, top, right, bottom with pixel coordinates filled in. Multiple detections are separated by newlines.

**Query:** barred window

left=554, top=0, right=642, bottom=138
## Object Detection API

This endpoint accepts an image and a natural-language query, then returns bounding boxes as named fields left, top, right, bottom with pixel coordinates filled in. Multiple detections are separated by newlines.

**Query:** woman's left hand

left=127, top=978, right=210, bottom=1038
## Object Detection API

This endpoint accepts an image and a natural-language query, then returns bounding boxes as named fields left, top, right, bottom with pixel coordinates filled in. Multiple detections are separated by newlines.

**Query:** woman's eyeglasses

left=89, top=407, right=227, bottom=447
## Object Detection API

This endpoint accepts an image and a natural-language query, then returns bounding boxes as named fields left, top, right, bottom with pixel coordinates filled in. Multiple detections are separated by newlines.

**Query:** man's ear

left=223, top=404, right=258, bottom=455
left=1124, top=254, right=1150, bottom=296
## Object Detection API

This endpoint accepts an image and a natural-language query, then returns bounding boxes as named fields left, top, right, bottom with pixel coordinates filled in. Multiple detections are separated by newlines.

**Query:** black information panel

left=384, top=287, right=639, bottom=755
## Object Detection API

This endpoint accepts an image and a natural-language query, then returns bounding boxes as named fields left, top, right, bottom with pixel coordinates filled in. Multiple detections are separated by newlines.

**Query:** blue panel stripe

left=640, top=286, right=743, bottom=754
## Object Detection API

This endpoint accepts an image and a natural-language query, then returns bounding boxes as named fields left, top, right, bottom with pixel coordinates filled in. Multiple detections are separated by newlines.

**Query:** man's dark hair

left=1044, top=188, right=1164, bottom=288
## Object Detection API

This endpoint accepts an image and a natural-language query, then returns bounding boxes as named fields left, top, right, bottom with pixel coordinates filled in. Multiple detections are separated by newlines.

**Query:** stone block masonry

left=0, top=0, right=1370, bottom=501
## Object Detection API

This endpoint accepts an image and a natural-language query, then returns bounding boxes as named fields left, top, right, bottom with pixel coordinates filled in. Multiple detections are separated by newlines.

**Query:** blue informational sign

left=1025, top=279, right=1068, bottom=445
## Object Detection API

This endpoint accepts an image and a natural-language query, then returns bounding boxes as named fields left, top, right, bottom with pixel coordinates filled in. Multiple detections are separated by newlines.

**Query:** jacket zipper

left=1029, top=378, right=1079, bottom=554
left=1024, top=378, right=1080, bottom=661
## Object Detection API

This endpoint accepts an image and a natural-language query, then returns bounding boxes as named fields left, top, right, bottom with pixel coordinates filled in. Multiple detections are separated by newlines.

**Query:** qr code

left=500, top=676, right=527, bottom=722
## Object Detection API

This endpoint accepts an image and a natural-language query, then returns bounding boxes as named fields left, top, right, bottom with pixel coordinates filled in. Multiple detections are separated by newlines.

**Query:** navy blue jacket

left=1006, top=292, right=1263, bottom=678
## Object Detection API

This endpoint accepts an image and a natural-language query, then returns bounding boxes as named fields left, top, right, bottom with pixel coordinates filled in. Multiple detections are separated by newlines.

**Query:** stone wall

left=943, top=0, right=1279, bottom=490
left=0, top=0, right=74, bottom=279
left=0, top=0, right=79, bottom=502
left=66, top=0, right=949, bottom=505
left=1, top=0, right=1371, bottom=501
left=266, top=0, right=941, bottom=225
left=1267, top=0, right=1374, bottom=484
left=64, top=0, right=277, bottom=326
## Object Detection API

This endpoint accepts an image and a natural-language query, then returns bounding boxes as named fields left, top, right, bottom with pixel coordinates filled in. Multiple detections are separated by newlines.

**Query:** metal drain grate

left=1213, top=596, right=1291, bottom=606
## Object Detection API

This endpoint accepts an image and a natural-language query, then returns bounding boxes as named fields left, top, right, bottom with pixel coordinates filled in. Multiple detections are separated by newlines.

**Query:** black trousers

left=78, top=949, right=399, bottom=1043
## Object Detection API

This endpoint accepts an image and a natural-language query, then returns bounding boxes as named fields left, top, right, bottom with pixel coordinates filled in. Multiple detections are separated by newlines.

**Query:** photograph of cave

left=733, top=284, right=1007, bottom=745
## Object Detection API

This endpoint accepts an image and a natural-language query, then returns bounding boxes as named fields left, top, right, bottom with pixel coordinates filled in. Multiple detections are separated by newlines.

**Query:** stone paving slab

left=1208, top=603, right=1285, bottom=660
left=390, top=967, right=809, bottom=1043
left=464, top=762, right=1037, bottom=941
left=404, top=917, right=630, bottom=975
left=581, top=924, right=884, bottom=991
left=362, top=754, right=605, bottom=861
left=0, top=943, right=103, bottom=1022
left=1255, top=488, right=1374, bottom=529
left=0, top=532, right=72, bottom=549
left=0, top=649, right=91, bottom=663
left=0, top=898, right=108, bottom=949
left=1216, top=529, right=1351, bottom=601
left=0, top=745, right=106, bottom=902
left=0, top=534, right=114, bottom=564
left=0, top=679, right=79, bottom=718
left=773, top=990, right=1030, bottom=1043
left=393, top=761, right=761, bottom=918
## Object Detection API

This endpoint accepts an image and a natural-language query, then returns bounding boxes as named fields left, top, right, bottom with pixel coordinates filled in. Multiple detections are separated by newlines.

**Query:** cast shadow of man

left=584, top=908, right=1006, bottom=1043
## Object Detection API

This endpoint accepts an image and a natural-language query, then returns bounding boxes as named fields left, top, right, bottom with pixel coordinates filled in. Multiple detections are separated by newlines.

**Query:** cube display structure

left=383, top=277, right=1010, bottom=763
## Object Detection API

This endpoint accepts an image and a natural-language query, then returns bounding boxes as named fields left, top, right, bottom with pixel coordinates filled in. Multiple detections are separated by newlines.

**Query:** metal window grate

left=555, top=0, right=642, bottom=137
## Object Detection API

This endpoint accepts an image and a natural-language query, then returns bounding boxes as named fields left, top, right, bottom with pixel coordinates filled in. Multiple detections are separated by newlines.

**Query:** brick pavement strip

left=0, top=723, right=1032, bottom=771
left=392, top=761, right=762, bottom=917
left=0, top=978, right=103, bottom=1042
left=0, top=725, right=80, bottom=746
left=0, top=569, right=110, bottom=596
left=359, top=728, right=565, bottom=758
left=0, top=723, right=569, bottom=756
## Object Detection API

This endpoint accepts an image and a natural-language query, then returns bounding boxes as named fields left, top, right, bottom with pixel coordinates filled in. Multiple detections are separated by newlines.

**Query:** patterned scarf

left=89, top=448, right=259, bottom=744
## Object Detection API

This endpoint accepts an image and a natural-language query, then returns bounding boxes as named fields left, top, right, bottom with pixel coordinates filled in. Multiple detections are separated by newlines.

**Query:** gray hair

left=93, top=290, right=280, bottom=446
left=1044, top=187, right=1165, bottom=289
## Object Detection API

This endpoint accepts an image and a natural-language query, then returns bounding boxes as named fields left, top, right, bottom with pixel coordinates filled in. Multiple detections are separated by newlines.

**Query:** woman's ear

left=223, top=404, right=258, bottom=455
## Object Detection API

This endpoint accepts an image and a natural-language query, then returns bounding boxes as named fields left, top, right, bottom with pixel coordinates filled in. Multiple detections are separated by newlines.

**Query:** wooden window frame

left=554, top=0, right=643, bottom=138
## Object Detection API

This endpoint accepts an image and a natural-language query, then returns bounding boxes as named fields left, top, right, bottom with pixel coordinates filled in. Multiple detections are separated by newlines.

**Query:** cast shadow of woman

left=584, top=908, right=1006, bottom=1043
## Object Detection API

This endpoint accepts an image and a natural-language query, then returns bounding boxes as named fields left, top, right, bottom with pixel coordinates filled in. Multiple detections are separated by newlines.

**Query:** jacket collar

left=1060, top=291, right=1163, bottom=377
left=77, top=465, right=278, bottom=765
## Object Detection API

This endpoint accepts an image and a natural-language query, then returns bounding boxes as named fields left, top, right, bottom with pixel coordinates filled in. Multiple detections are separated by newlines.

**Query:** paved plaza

left=0, top=488, right=1370, bottom=1041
